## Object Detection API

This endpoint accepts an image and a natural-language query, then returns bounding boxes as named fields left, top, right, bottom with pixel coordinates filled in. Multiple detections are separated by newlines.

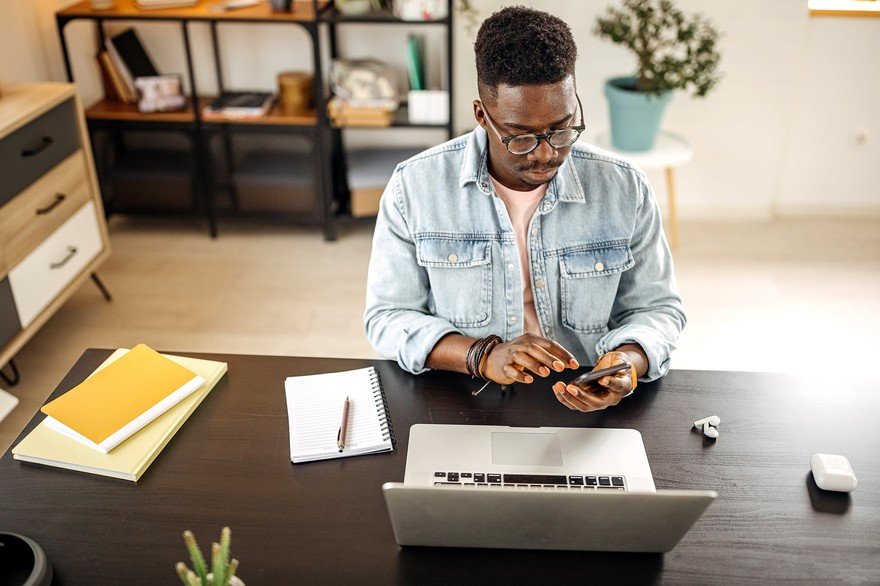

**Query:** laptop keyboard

left=433, top=472, right=627, bottom=490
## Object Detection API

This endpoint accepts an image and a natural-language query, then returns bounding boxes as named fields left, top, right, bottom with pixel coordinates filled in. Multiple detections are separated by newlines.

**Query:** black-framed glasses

left=482, top=94, right=586, bottom=155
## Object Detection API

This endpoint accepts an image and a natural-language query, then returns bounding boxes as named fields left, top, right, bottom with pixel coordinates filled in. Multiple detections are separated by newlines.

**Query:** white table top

left=584, top=131, right=694, bottom=170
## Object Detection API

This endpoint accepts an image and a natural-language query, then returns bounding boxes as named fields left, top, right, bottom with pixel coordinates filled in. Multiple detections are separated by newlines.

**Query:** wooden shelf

left=320, top=8, right=450, bottom=25
left=204, top=101, right=318, bottom=126
left=58, top=0, right=322, bottom=23
left=86, top=97, right=317, bottom=126
left=86, top=97, right=197, bottom=123
left=331, top=105, right=448, bottom=129
left=808, top=0, right=880, bottom=17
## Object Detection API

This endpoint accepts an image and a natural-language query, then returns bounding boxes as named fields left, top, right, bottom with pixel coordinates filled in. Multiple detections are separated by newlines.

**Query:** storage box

left=407, top=90, right=448, bottom=124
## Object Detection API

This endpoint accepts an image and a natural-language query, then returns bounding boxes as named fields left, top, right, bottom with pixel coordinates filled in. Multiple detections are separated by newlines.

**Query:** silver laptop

left=383, top=424, right=716, bottom=552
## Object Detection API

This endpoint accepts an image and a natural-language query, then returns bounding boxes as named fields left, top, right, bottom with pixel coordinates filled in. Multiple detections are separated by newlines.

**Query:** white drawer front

left=9, top=200, right=103, bottom=328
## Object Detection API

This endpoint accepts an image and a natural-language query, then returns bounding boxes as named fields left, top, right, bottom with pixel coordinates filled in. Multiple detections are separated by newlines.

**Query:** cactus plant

left=175, top=527, right=241, bottom=586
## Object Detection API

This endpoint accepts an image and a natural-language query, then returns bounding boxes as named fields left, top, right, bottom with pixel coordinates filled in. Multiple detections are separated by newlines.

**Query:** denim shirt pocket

left=559, top=243, right=634, bottom=334
left=415, top=236, right=493, bottom=328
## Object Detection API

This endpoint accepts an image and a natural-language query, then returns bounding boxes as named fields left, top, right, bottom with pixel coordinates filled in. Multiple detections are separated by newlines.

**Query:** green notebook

left=406, top=34, right=425, bottom=91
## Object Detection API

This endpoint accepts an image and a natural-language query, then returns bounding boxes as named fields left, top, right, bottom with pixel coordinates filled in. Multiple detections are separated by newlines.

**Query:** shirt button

left=531, top=228, right=538, bottom=236
left=448, top=253, right=458, bottom=263
left=535, top=278, right=546, bottom=288
left=507, top=263, right=515, bottom=271
left=543, top=202, right=552, bottom=211
left=508, top=316, right=517, bottom=324
left=594, top=262, right=604, bottom=271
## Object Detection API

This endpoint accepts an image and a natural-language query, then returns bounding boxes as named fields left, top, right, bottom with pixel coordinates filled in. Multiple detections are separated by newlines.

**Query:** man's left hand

left=551, top=351, right=634, bottom=412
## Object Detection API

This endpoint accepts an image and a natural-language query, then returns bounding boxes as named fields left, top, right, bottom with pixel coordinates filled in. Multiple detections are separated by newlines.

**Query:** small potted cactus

left=175, top=527, right=244, bottom=586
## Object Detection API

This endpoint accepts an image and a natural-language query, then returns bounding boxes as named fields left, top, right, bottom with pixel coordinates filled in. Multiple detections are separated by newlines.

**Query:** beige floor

left=1, top=215, right=879, bottom=453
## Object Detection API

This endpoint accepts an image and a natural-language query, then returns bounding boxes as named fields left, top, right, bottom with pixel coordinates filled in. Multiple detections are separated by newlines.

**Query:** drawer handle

left=21, top=136, right=54, bottom=158
left=50, top=246, right=78, bottom=269
left=35, top=193, right=66, bottom=215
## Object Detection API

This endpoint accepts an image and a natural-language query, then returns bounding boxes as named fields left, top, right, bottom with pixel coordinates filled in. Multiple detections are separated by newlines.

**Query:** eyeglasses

left=481, top=94, right=585, bottom=155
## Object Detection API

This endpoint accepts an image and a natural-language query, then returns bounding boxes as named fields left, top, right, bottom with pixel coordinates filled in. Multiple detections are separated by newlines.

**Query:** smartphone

left=568, top=362, right=631, bottom=387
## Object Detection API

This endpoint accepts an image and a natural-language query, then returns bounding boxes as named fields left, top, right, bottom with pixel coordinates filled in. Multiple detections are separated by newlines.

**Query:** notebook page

left=284, top=367, right=391, bottom=463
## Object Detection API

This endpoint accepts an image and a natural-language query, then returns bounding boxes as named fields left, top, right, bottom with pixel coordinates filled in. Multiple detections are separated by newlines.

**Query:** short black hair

left=474, top=5, right=577, bottom=101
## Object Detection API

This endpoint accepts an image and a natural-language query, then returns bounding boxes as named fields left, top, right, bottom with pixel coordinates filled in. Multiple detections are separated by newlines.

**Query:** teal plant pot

left=604, top=76, right=672, bottom=152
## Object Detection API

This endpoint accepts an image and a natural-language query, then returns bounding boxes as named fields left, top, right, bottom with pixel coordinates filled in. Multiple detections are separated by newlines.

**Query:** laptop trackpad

left=491, top=432, right=564, bottom=466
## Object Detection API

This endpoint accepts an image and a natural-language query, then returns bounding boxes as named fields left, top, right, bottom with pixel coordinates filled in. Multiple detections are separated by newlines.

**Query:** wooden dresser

left=0, top=83, right=111, bottom=373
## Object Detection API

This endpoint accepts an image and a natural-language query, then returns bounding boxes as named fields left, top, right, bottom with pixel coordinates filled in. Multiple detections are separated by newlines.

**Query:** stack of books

left=327, top=96, right=395, bottom=127
left=202, top=91, right=275, bottom=120
left=12, top=344, right=227, bottom=481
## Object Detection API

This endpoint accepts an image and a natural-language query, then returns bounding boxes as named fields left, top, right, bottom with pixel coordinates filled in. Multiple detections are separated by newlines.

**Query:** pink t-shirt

left=490, top=176, right=548, bottom=336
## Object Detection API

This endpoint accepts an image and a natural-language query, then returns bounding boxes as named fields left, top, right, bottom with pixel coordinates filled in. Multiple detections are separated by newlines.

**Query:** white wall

left=4, top=0, right=878, bottom=219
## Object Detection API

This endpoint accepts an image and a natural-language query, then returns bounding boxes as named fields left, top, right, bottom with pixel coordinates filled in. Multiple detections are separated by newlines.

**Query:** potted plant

left=176, top=527, right=244, bottom=586
left=595, top=0, right=721, bottom=151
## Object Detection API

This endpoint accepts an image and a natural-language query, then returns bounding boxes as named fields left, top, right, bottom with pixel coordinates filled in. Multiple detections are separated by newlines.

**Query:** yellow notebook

left=41, top=343, right=205, bottom=453
left=12, top=349, right=227, bottom=481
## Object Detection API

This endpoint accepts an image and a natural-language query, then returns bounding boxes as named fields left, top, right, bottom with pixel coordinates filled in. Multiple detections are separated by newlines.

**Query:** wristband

left=466, top=335, right=501, bottom=380
left=626, top=359, right=638, bottom=390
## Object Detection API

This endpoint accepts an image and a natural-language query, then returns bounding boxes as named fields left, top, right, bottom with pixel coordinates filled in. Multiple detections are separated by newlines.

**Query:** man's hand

left=482, top=333, right=579, bottom=385
left=551, top=350, right=636, bottom=412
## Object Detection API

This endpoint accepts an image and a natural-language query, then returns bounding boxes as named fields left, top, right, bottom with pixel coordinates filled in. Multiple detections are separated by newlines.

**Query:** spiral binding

left=369, top=368, right=396, bottom=446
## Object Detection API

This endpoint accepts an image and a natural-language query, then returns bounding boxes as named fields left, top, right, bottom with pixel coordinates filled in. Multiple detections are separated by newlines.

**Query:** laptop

left=382, top=424, right=716, bottom=552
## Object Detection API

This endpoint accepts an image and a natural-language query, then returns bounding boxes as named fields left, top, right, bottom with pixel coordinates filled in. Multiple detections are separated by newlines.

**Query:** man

left=364, top=6, right=685, bottom=412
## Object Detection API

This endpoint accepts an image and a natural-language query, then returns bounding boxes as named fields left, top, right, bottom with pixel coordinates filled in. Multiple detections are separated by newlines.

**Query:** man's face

left=474, top=76, right=579, bottom=191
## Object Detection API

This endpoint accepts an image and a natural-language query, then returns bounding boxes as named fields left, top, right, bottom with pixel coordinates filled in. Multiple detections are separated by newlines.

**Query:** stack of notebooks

left=327, top=96, right=395, bottom=127
left=12, top=344, right=227, bottom=481
left=202, top=91, right=275, bottom=120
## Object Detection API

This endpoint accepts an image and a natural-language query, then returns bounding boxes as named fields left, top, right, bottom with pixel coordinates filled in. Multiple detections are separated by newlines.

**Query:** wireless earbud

left=693, top=415, right=720, bottom=439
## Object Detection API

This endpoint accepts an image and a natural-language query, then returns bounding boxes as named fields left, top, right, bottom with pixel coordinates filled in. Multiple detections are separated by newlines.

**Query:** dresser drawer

left=0, top=150, right=92, bottom=269
left=0, top=99, right=80, bottom=208
left=0, top=277, right=21, bottom=348
left=8, top=200, right=103, bottom=328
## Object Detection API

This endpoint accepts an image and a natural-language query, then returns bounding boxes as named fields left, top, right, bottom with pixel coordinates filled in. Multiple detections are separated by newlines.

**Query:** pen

left=337, top=396, right=351, bottom=452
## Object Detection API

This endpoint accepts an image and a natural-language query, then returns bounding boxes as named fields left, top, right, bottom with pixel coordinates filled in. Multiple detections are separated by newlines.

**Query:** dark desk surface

left=1, top=350, right=878, bottom=584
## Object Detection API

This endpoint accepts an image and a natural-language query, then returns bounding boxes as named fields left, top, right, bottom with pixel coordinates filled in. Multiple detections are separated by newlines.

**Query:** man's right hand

left=482, top=334, right=579, bottom=385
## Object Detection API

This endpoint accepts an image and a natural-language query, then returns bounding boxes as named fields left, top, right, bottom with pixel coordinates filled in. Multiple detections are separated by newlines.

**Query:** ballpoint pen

left=337, top=396, right=351, bottom=452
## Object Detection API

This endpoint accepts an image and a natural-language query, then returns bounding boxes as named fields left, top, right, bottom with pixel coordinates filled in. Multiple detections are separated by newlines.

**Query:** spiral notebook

left=284, top=367, right=394, bottom=463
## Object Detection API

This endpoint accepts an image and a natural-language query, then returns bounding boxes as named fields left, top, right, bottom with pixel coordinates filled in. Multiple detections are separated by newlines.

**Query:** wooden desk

left=1, top=351, right=878, bottom=583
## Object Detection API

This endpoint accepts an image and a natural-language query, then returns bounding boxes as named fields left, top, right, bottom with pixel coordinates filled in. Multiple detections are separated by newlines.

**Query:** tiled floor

left=1, top=215, right=879, bottom=453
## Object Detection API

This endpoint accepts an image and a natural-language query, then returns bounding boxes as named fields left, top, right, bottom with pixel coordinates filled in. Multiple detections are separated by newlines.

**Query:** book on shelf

left=96, top=51, right=121, bottom=103
left=98, top=50, right=136, bottom=103
left=405, top=34, right=425, bottom=91
left=12, top=348, right=227, bottom=482
left=202, top=91, right=275, bottom=120
left=105, top=28, right=160, bottom=100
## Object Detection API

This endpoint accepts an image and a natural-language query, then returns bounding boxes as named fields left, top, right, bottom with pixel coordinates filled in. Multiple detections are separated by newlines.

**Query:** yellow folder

left=40, top=343, right=203, bottom=452
left=12, top=349, right=227, bottom=481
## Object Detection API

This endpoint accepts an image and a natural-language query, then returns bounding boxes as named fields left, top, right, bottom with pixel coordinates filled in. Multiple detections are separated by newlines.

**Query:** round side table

left=587, top=132, right=694, bottom=249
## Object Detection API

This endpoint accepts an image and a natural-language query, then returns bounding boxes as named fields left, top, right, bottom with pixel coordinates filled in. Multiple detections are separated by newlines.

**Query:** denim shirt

left=364, top=126, right=686, bottom=382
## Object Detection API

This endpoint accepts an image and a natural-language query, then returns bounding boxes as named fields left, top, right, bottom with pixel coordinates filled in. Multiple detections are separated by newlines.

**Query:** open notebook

left=284, top=367, right=394, bottom=463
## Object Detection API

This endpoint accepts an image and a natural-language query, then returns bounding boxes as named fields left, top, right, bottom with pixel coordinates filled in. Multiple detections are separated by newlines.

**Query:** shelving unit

left=55, top=0, right=454, bottom=240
